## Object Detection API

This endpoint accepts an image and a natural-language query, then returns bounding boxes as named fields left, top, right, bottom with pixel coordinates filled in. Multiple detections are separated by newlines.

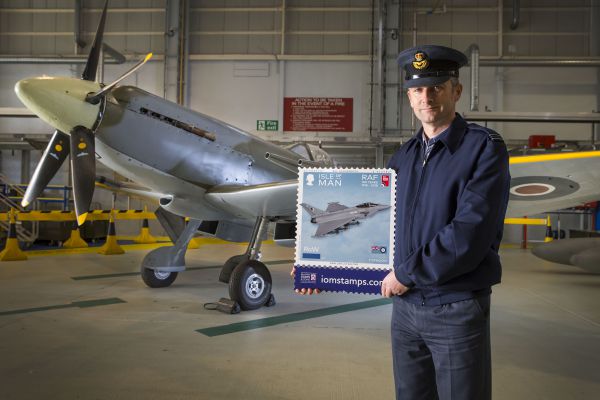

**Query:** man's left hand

left=381, top=270, right=409, bottom=298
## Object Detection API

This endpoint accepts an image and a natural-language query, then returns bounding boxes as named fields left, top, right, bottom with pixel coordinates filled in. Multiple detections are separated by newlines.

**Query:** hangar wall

left=0, top=0, right=599, bottom=242
left=1, top=0, right=598, bottom=143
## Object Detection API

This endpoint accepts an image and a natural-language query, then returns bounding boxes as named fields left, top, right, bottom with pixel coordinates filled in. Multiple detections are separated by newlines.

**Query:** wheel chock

left=98, top=213, right=125, bottom=255
left=63, top=222, right=88, bottom=248
left=0, top=209, right=27, bottom=261
left=265, top=294, right=276, bottom=307
left=214, top=298, right=241, bottom=314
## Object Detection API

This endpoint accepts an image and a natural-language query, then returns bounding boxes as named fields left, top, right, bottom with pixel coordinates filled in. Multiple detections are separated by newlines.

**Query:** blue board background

left=294, top=266, right=389, bottom=295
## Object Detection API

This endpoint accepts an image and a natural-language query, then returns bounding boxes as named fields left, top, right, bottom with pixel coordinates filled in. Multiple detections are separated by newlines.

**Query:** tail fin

left=300, top=203, right=325, bottom=217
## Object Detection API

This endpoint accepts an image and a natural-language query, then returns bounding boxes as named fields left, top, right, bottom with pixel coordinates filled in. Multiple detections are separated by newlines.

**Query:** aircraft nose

left=14, top=78, right=42, bottom=110
left=15, top=77, right=102, bottom=134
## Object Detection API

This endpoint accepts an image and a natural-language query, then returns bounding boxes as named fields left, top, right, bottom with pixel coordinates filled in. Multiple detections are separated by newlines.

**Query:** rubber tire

left=228, top=260, right=272, bottom=310
left=141, top=267, right=178, bottom=288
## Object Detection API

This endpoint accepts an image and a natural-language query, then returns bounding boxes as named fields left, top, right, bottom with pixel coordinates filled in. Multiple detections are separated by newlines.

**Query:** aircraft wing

left=95, top=176, right=165, bottom=202
left=204, top=179, right=298, bottom=219
left=507, top=151, right=600, bottom=218
left=314, top=216, right=356, bottom=237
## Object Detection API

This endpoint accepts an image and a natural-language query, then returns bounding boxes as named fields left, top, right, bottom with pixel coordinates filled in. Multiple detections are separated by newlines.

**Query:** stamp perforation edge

left=294, top=167, right=397, bottom=271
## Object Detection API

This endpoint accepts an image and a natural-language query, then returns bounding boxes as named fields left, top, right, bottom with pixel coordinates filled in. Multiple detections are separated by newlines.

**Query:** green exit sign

left=257, top=120, right=279, bottom=131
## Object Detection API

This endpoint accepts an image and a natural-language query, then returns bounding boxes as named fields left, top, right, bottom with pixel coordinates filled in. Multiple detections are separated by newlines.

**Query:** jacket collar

left=416, top=113, right=467, bottom=155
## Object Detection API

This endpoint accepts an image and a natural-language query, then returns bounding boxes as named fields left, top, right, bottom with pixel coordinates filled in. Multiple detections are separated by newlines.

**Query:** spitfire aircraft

left=11, top=2, right=600, bottom=309
left=14, top=1, right=333, bottom=311
left=505, top=151, right=600, bottom=273
left=301, top=201, right=390, bottom=237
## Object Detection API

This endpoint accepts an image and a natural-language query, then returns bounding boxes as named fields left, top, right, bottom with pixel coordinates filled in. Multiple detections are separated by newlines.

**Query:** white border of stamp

left=295, top=167, right=396, bottom=270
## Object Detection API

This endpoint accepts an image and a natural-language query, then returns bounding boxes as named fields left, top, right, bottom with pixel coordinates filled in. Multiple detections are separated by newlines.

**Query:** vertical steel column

left=163, top=0, right=181, bottom=103
left=591, top=0, right=600, bottom=146
left=74, top=0, right=86, bottom=52
left=280, top=0, right=286, bottom=56
left=375, top=0, right=387, bottom=168
left=497, top=0, right=503, bottom=57
left=278, top=0, right=287, bottom=133
left=181, top=0, right=191, bottom=106
left=177, top=0, right=190, bottom=105
left=396, top=0, right=404, bottom=138
left=468, top=44, right=480, bottom=111
left=20, top=150, right=30, bottom=184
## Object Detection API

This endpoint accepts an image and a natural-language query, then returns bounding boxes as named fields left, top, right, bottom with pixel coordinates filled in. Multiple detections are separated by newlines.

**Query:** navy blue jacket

left=387, top=114, right=510, bottom=305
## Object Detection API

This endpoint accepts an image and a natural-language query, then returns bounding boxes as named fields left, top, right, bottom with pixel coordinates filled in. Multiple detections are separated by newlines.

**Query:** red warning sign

left=284, top=97, right=353, bottom=132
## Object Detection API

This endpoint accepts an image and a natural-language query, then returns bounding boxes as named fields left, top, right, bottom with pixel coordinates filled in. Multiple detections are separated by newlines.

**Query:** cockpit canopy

left=356, top=202, right=379, bottom=208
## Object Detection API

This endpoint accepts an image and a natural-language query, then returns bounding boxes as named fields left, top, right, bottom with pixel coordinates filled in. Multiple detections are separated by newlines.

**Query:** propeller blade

left=21, top=130, right=70, bottom=207
left=70, top=126, right=96, bottom=225
left=86, top=53, right=153, bottom=104
left=81, top=0, right=109, bottom=82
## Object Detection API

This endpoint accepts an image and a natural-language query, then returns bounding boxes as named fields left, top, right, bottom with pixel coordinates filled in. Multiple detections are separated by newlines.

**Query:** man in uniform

left=381, top=45, right=510, bottom=400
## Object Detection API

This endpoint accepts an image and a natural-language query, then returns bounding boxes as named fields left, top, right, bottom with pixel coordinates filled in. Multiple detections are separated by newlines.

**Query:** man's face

left=406, top=79, right=462, bottom=127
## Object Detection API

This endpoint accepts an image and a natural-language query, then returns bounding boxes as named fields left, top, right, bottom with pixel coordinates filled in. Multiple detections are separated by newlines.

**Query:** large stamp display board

left=294, top=168, right=396, bottom=294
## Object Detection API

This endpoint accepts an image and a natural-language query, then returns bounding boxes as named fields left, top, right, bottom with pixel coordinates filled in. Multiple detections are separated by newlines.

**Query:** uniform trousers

left=391, top=295, right=491, bottom=400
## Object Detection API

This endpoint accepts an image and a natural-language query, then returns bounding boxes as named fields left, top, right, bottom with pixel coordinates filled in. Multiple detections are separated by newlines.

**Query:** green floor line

left=0, top=297, right=126, bottom=317
left=70, top=259, right=294, bottom=281
left=196, top=297, right=392, bottom=337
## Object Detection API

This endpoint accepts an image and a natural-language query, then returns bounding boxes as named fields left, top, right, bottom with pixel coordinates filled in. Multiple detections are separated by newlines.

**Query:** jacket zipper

left=407, top=151, right=429, bottom=253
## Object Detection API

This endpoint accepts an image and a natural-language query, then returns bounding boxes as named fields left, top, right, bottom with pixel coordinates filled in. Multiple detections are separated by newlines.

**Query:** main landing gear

left=140, top=215, right=274, bottom=311
left=220, top=216, right=274, bottom=311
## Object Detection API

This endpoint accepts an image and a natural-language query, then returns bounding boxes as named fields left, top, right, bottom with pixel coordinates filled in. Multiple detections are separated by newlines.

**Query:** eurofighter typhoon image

left=301, top=201, right=390, bottom=237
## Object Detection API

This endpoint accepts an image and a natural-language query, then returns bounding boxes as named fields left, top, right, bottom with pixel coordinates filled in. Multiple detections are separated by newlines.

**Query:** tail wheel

left=229, top=260, right=272, bottom=310
left=141, top=267, right=178, bottom=288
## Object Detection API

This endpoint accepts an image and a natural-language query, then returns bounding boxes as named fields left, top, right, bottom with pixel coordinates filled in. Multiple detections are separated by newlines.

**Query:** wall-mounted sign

left=284, top=97, right=353, bottom=132
left=257, top=120, right=279, bottom=131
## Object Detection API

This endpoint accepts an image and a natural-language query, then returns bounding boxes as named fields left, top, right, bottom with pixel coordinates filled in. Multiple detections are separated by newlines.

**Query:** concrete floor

left=0, top=243, right=599, bottom=400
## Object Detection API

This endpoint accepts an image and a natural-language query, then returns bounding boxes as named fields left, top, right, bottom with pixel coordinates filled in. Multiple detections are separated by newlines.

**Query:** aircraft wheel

left=229, top=260, right=272, bottom=310
left=141, top=267, right=178, bottom=288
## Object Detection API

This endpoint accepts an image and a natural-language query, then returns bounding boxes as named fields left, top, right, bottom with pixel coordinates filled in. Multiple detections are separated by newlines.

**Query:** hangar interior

left=1, top=0, right=600, bottom=241
left=0, top=1, right=599, bottom=399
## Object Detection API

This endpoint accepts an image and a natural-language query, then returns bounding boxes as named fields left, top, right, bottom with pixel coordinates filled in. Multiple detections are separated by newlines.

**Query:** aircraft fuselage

left=94, top=86, right=301, bottom=220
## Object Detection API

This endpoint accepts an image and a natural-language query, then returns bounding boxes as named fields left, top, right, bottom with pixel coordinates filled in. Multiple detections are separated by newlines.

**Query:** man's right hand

left=290, top=267, right=321, bottom=295
left=381, top=270, right=409, bottom=298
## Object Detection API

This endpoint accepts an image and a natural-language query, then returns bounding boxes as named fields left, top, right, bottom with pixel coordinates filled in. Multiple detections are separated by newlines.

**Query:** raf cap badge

left=412, top=52, right=429, bottom=70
